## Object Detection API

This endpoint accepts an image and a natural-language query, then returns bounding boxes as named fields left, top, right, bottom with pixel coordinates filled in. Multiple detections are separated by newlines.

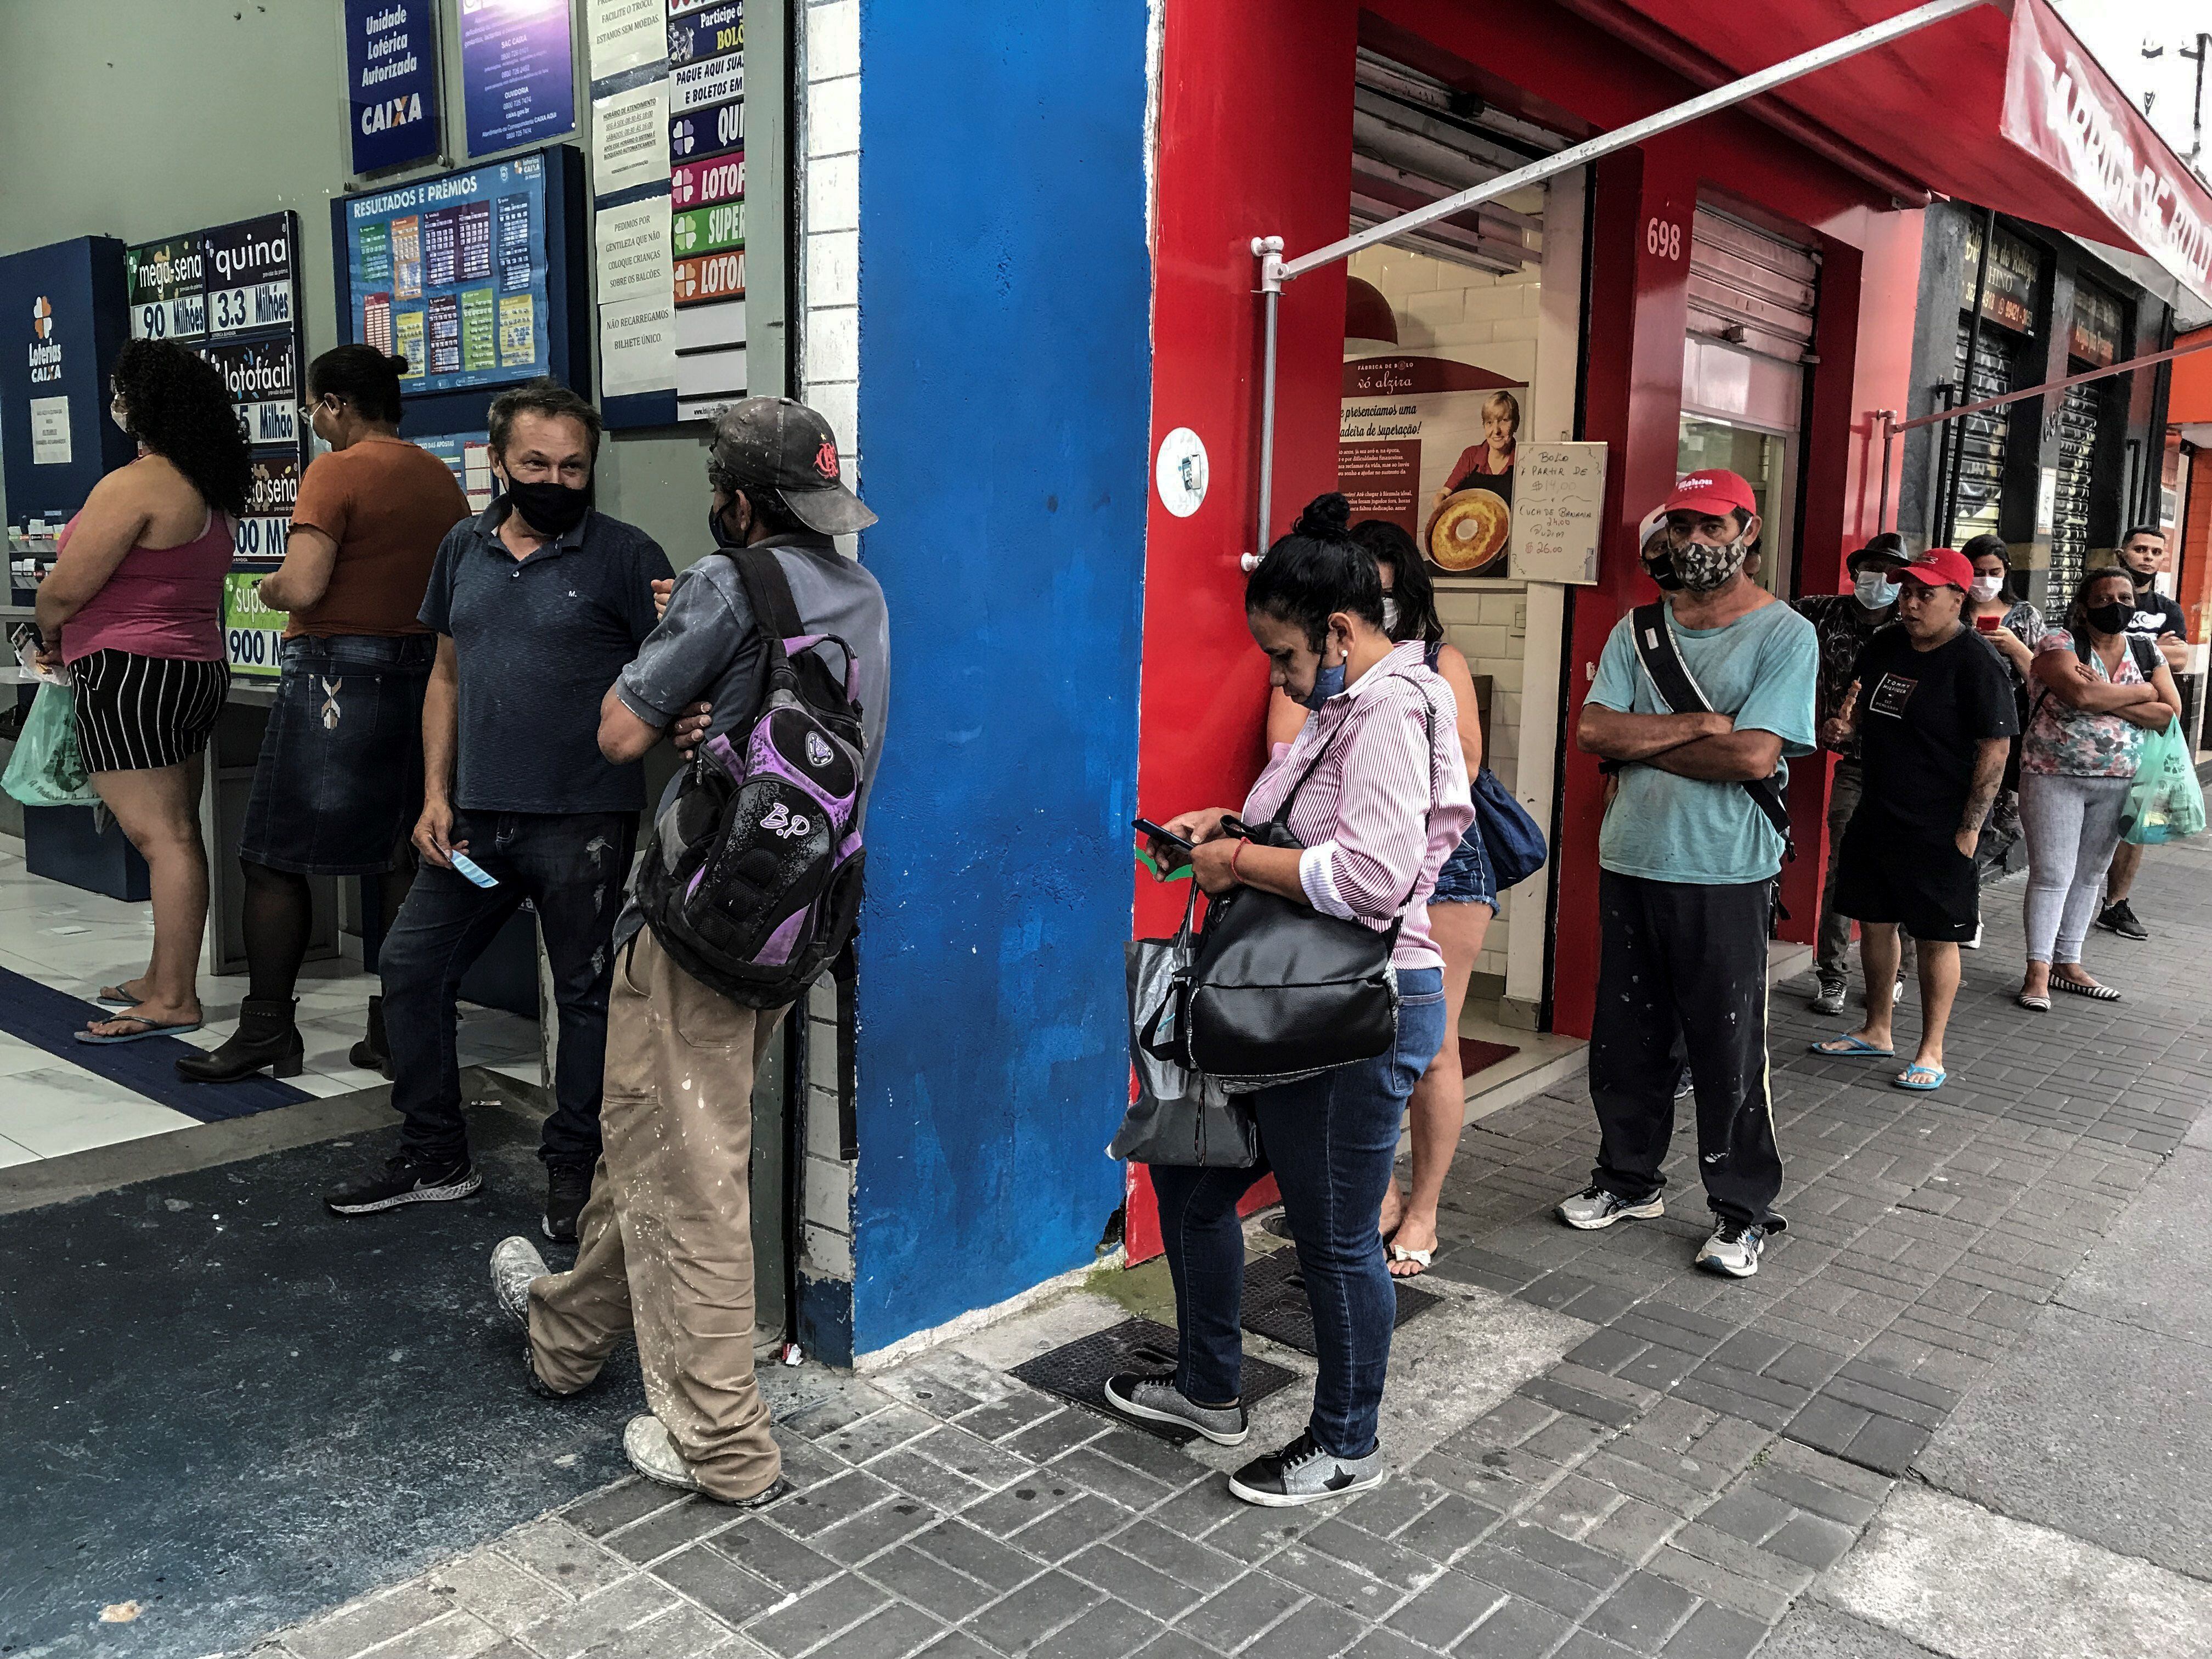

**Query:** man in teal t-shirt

left=1556, top=469, right=1817, bottom=1280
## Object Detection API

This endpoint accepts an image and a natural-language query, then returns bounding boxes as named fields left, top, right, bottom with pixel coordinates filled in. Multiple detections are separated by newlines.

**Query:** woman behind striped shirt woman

left=1114, top=493, right=1474, bottom=1508
left=33, top=339, right=246, bottom=1044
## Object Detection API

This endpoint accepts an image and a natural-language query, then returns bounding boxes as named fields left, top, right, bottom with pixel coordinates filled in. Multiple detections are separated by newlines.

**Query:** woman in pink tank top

left=32, top=340, right=251, bottom=1046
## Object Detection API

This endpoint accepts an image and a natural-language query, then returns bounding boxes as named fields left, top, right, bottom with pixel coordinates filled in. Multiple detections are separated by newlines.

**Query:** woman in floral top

left=2016, top=567, right=2180, bottom=1009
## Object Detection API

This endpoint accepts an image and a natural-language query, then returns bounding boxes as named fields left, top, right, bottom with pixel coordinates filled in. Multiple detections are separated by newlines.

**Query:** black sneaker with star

left=324, top=1152, right=482, bottom=1216
left=2096, top=899, right=2149, bottom=941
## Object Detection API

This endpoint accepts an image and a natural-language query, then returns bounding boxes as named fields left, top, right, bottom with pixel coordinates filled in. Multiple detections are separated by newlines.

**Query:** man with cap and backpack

left=487, top=398, right=888, bottom=1504
left=1558, top=469, right=1818, bottom=1279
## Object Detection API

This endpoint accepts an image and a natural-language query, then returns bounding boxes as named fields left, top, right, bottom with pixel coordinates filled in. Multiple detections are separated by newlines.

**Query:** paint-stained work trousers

left=1587, top=870, right=1785, bottom=1227
left=382, top=810, right=636, bottom=1172
left=529, top=927, right=788, bottom=1501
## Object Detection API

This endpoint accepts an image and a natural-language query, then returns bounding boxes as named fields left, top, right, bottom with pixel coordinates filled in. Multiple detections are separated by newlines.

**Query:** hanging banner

left=1339, top=354, right=1525, bottom=577
left=125, top=237, right=207, bottom=343
left=2002, top=0, right=2212, bottom=311
left=668, top=1, right=741, bottom=65
left=345, top=0, right=441, bottom=174
left=671, top=201, right=743, bottom=257
left=459, top=0, right=576, bottom=156
left=670, top=94, right=743, bottom=161
left=671, top=50, right=743, bottom=111
left=203, top=215, right=296, bottom=338
left=199, top=336, right=301, bottom=449
left=672, top=247, right=744, bottom=307
left=672, top=152, right=743, bottom=209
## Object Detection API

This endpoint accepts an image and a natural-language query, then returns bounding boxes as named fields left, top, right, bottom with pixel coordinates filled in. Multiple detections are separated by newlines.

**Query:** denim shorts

left=1430, top=825, right=1497, bottom=909
left=238, top=634, right=435, bottom=876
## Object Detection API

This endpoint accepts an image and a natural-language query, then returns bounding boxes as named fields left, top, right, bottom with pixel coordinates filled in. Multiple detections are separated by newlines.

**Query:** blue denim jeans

left=1150, top=967, right=1447, bottom=1459
left=382, top=810, right=636, bottom=1171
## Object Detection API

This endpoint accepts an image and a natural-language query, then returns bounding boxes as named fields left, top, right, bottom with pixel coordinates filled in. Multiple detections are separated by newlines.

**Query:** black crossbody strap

left=1627, top=602, right=1794, bottom=848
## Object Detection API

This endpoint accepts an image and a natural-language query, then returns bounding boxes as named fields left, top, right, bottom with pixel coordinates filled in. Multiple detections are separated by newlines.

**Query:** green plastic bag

left=1, top=681, right=99, bottom=808
left=2121, top=719, right=2207, bottom=845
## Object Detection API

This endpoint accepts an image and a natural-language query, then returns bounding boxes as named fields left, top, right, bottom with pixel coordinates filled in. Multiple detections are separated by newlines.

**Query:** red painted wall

left=1126, top=0, right=1356, bottom=1262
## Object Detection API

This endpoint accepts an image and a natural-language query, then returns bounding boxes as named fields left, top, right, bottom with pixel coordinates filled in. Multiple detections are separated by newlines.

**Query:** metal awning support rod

left=1242, top=0, right=1985, bottom=567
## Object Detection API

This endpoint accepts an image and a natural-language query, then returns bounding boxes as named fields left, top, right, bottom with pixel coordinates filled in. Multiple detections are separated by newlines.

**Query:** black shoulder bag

left=1610, top=601, right=1794, bottom=854
left=1173, top=706, right=1437, bottom=1086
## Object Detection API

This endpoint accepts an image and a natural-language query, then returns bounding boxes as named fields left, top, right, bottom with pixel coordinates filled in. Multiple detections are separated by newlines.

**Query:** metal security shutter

left=1350, top=51, right=1560, bottom=273
left=1687, top=209, right=1818, bottom=360
left=2050, top=377, right=2102, bottom=594
left=1948, top=323, right=2021, bottom=544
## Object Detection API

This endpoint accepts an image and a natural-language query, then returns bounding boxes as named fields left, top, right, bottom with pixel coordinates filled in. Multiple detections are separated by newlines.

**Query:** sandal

left=75, top=1014, right=204, bottom=1045
left=2051, top=976, right=2120, bottom=1002
left=1387, top=1244, right=1434, bottom=1278
left=1809, top=1033, right=1895, bottom=1058
left=96, top=982, right=147, bottom=1008
left=2016, top=992, right=2051, bottom=1012
left=1893, top=1063, right=1945, bottom=1092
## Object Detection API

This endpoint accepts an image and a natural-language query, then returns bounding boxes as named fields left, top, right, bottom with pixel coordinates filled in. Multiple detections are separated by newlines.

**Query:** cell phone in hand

left=1974, top=612, right=2000, bottom=634
left=1133, top=817, right=1193, bottom=873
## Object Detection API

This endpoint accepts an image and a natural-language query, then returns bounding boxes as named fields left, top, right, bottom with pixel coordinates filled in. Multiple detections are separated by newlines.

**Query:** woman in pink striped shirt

left=1111, top=494, right=1473, bottom=1507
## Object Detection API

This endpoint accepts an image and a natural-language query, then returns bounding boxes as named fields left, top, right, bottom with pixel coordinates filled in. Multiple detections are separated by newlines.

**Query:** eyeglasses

left=298, top=396, right=336, bottom=424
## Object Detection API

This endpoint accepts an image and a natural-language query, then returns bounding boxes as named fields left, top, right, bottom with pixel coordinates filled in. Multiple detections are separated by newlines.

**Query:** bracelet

left=1229, top=838, right=1249, bottom=884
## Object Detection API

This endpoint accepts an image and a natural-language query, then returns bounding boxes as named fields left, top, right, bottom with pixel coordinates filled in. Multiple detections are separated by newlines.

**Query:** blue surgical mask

left=1854, top=569, right=1899, bottom=610
left=1300, top=656, right=1347, bottom=710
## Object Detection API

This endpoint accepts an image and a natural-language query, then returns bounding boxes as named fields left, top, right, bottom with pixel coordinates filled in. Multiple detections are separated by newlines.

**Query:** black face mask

left=1642, top=552, right=1685, bottom=592
left=707, top=500, right=743, bottom=549
left=2126, top=562, right=2154, bottom=590
left=502, top=476, right=591, bottom=538
left=2085, top=601, right=2133, bottom=637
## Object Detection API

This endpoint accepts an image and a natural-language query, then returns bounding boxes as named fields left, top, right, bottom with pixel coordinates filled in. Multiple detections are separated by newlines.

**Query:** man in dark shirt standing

left=2097, top=525, right=2187, bottom=941
left=1812, top=548, right=2016, bottom=1092
left=325, top=381, right=673, bottom=1236
left=1795, top=533, right=1910, bottom=1015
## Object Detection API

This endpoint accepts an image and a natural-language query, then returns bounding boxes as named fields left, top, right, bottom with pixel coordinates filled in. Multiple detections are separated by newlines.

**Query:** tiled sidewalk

left=250, top=843, right=2212, bottom=1659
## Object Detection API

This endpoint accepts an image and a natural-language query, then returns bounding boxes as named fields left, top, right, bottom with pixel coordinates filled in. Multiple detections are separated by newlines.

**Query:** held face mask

left=1299, top=655, right=1348, bottom=710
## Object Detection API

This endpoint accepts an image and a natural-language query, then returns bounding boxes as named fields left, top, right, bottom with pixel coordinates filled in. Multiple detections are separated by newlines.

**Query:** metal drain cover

left=1008, top=1316, right=1297, bottom=1443
left=1239, top=1244, right=1440, bottom=1357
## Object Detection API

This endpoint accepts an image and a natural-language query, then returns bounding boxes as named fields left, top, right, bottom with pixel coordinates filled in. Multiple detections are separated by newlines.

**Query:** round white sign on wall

left=1155, top=427, right=1209, bottom=518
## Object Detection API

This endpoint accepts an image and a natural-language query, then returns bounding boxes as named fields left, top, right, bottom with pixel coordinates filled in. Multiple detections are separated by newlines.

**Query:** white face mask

left=1853, top=569, right=1899, bottom=610
left=1380, top=595, right=1401, bottom=637
left=1969, top=575, right=2004, bottom=602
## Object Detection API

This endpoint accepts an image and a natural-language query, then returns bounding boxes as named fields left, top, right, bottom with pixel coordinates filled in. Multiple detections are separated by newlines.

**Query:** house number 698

left=1645, top=217, right=1683, bottom=260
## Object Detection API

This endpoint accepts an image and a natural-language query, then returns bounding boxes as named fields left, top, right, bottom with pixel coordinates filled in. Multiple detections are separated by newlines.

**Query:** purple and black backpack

left=635, top=548, right=866, bottom=1008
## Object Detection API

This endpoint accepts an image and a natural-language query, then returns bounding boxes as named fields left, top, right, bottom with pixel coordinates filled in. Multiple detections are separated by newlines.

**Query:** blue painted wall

left=851, top=0, right=1152, bottom=1353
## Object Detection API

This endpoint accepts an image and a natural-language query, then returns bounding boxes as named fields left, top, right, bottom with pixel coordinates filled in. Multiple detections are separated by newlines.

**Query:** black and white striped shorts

left=69, top=649, right=229, bottom=773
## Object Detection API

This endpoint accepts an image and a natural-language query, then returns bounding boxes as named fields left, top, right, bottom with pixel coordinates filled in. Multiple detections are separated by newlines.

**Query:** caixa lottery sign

left=222, top=570, right=285, bottom=678
left=126, top=236, right=207, bottom=342
left=670, top=97, right=743, bottom=162
left=202, top=214, right=295, bottom=338
left=673, top=249, right=744, bottom=308
left=672, top=153, right=743, bottom=210
left=200, top=336, right=300, bottom=448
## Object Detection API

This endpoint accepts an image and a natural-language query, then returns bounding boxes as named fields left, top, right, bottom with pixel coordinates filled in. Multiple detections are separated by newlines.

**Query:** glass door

left=1678, top=415, right=1795, bottom=594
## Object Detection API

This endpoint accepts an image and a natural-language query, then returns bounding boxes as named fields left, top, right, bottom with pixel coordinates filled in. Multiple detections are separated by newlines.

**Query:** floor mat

left=1239, top=1242, right=1441, bottom=1356
left=1461, top=1036, right=1521, bottom=1077
left=0, top=959, right=308, bottom=1122
left=0, top=1107, right=640, bottom=1659
left=1009, top=1316, right=1296, bottom=1442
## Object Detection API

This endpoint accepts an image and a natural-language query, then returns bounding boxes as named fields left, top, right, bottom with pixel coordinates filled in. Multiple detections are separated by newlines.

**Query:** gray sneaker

left=1556, top=1186, right=1664, bottom=1230
left=1228, top=1431, right=1385, bottom=1506
left=1695, top=1218, right=1768, bottom=1278
left=1103, top=1372, right=1249, bottom=1446
left=1809, top=978, right=1847, bottom=1015
left=490, top=1235, right=549, bottom=1326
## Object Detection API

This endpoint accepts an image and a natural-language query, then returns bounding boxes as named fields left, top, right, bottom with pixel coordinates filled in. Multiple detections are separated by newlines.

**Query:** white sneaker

left=1695, top=1220, right=1769, bottom=1278
left=1556, top=1186, right=1664, bottom=1229
left=1960, top=923, right=1983, bottom=951
left=490, top=1235, right=549, bottom=1327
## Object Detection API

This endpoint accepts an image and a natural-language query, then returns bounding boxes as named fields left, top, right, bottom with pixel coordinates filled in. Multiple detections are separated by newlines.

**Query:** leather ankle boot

left=176, top=997, right=303, bottom=1083
left=349, top=995, right=391, bottom=1078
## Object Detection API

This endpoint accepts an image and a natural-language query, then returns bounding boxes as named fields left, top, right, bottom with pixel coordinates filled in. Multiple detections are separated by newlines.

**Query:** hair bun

left=386, top=353, right=409, bottom=375
left=1293, top=492, right=1352, bottom=540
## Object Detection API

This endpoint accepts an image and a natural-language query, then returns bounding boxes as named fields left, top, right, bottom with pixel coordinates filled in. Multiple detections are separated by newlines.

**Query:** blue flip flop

left=1893, top=1063, right=1946, bottom=1091
left=75, top=1017, right=204, bottom=1046
left=1810, top=1033, right=1894, bottom=1058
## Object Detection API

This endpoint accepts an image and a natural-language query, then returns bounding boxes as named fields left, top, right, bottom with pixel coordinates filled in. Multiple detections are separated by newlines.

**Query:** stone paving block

left=1545, top=1361, right=1660, bottom=1413
left=1171, top=1567, right=1306, bottom=1652
left=496, top=1518, right=635, bottom=1600
left=515, top=1576, right=682, bottom=1659
left=1028, top=1596, right=1167, bottom=1659
left=953, top=1389, right=1063, bottom=1445
left=827, top=1600, right=951, bottom=1659
left=597, top=1605, right=743, bottom=1659
left=565, top=1480, right=689, bottom=1540
left=1779, top=1394, right=1871, bottom=1459
left=1664, top=1522, right=1813, bottom=1598
left=1048, top=1446, right=1176, bottom=1513
left=1452, top=1544, right=1608, bottom=1618
left=1261, top=1542, right=1404, bottom=1620
left=1657, top=1599, right=1770, bottom=1658
left=1381, top=1562, right=1506, bottom=1649
left=1109, top=1519, right=1245, bottom=1593
left=962, top=1477, right=1080, bottom=1539
left=1584, top=1495, right=1683, bottom=1565
left=1835, top=1411, right=1931, bottom=1476
left=1451, top=1592, right=1575, bottom=1658
left=373, top=1613, right=508, bottom=1659
left=1087, top=1427, right=1214, bottom=1491
left=1758, top=1512, right=1857, bottom=1571
left=783, top=1381, right=901, bottom=1441
left=605, top=1496, right=744, bottom=1564
left=710, top=1521, right=843, bottom=1594
left=1332, top=1476, right=1447, bottom=1543
left=1133, top=1633, right=1216, bottom=1659
left=1166, top=1498, right=1307, bottom=1566
left=1626, top=1397, right=1719, bottom=1454
left=1517, top=1374, right=1640, bottom=1429
left=1010, top=1491, right=1140, bottom=1565
left=1696, top=1488, right=1793, bottom=1546
left=1521, top=1413, right=1613, bottom=1467
left=1142, top=1480, right=1249, bottom=1544
left=426, top=1548, right=574, bottom=1635
left=1519, top=1471, right=1621, bottom=1539
left=871, top=1447, right=994, bottom=1511
left=968, top=1570, right=1103, bottom=1654
left=909, top=1425, right=1042, bottom=1491
left=288, top=1584, right=460, bottom=1659
left=1577, top=1449, right=1709, bottom=1518
left=1642, top=1545, right=1790, bottom=1624
left=1394, top=1491, right=1507, bottom=1564
left=910, top=1518, right=1047, bottom=1592
left=772, top=1470, right=901, bottom=1538
left=811, top=1496, right=940, bottom=1566
left=1301, top=1517, right=1446, bottom=1593
left=1001, top=1408, right=1115, bottom=1465
left=819, top=1404, right=945, bottom=1466
left=1669, top=1374, right=1797, bottom=1432
left=1495, top=1519, right=1630, bottom=1588
left=1066, top=1543, right=1210, bottom=1621
left=744, top=1571, right=897, bottom=1657
left=1553, top=1630, right=1640, bottom=1659
left=650, top=1543, right=786, bottom=1627
left=860, top=1545, right=1002, bottom=1624
left=1249, top=1596, right=1369, bottom=1659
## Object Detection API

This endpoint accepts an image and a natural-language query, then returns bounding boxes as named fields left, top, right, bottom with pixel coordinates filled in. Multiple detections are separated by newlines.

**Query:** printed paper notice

left=30, top=397, right=71, bottom=465
left=588, top=0, right=667, bottom=78
left=592, top=79, right=670, bottom=196
left=498, top=294, right=538, bottom=366
left=599, top=298, right=676, bottom=395
left=594, top=195, right=671, bottom=304
left=1508, top=442, right=1607, bottom=585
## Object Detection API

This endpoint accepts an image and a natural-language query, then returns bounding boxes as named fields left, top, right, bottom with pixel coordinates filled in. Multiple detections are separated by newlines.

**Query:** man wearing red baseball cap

left=1811, top=548, right=2016, bottom=1093
left=1562, top=469, right=1818, bottom=1278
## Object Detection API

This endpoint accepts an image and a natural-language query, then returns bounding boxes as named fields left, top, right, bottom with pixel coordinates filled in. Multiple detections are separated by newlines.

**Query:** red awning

left=1559, top=0, right=2212, bottom=309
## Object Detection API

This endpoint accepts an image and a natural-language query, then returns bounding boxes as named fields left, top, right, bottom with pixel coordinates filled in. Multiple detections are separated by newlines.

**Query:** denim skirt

left=238, top=634, right=435, bottom=875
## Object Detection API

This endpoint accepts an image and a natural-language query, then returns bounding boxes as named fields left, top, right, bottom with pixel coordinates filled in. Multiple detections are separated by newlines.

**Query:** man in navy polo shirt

left=325, top=380, right=673, bottom=1238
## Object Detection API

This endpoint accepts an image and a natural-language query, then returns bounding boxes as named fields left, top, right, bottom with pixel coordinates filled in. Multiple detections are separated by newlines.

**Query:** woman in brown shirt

left=179, top=345, right=470, bottom=1083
